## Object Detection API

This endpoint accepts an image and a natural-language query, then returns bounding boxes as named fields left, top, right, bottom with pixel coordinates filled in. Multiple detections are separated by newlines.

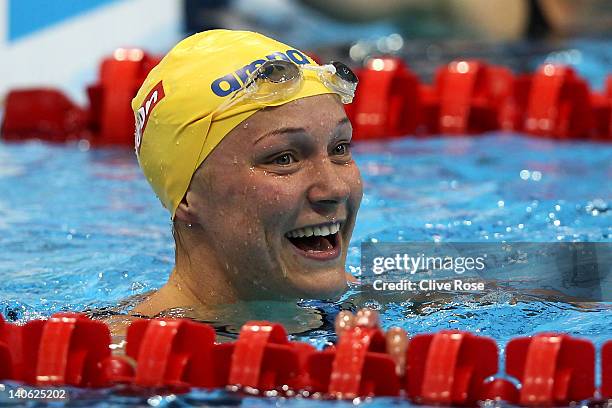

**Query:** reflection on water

left=89, top=281, right=611, bottom=354
left=0, top=135, right=610, bottom=354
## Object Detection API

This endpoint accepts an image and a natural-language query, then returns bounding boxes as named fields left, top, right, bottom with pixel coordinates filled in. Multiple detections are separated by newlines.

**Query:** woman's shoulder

left=83, top=290, right=155, bottom=339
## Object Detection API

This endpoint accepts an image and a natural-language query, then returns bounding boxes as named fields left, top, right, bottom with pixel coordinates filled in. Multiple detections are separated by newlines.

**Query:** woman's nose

left=306, top=161, right=351, bottom=211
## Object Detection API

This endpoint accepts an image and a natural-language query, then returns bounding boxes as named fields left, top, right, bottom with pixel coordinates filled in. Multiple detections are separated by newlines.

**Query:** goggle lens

left=256, top=60, right=300, bottom=83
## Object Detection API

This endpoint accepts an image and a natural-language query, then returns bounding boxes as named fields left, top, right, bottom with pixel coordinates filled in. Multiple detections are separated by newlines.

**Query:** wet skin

left=130, top=94, right=363, bottom=318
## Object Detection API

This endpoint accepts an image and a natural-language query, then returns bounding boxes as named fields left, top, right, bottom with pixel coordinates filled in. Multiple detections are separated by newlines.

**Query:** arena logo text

left=211, top=49, right=311, bottom=97
left=135, top=80, right=165, bottom=155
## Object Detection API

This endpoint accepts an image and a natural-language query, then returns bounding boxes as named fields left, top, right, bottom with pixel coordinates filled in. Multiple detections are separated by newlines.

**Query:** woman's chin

left=283, top=268, right=349, bottom=300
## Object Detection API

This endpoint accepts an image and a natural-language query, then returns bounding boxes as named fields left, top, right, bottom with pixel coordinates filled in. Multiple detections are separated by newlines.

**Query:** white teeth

left=286, top=222, right=342, bottom=238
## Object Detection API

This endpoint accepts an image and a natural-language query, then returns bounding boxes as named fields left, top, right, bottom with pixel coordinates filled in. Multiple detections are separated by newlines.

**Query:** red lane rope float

left=228, top=321, right=289, bottom=387
left=0, top=316, right=44, bottom=384
left=424, top=60, right=504, bottom=135
left=0, top=89, right=88, bottom=142
left=0, top=313, right=610, bottom=407
left=0, top=312, right=109, bottom=387
left=87, top=49, right=162, bottom=146
left=2, top=49, right=611, bottom=145
left=348, top=57, right=421, bottom=140
left=406, top=330, right=498, bottom=405
left=524, top=65, right=593, bottom=140
left=506, top=333, right=596, bottom=406
left=0, top=314, right=11, bottom=380
left=307, top=326, right=399, bottom=398
left=602, top=340, right=612, bottom=399
left=498, top=72, right=533, bottom=132
left=105, top=318, right=216, bottom=388
left=36, top=312, right=110, bottom=387
left=214, top=320, right=315, bottom=391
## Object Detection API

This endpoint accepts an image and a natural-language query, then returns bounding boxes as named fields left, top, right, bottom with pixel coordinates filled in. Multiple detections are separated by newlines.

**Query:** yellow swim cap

left=132, top=30, right=334, bottom=218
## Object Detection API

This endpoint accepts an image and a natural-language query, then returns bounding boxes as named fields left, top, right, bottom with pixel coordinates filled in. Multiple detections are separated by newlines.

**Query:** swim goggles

left=215, top=59, right=358, bottom=115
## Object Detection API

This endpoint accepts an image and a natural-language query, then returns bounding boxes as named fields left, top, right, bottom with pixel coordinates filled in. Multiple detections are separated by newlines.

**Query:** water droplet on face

left=243, top=122, right=249, bottom=129
left=233, top=155, right=238, bottom=165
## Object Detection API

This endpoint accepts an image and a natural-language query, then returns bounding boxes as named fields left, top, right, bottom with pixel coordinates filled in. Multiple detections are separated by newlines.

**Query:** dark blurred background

left=2, top=0, right=612, bottom=104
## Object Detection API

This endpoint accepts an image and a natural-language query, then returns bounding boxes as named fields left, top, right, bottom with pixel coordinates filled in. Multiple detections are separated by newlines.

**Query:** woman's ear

left=174, top=193, right=199, bottom=225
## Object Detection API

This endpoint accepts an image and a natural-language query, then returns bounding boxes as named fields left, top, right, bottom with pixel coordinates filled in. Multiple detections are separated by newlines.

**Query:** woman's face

left=183, top=94, right=362, bottom=300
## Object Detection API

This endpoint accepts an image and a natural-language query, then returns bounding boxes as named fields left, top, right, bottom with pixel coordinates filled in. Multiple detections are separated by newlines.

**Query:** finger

left=385, top=326, right=409, bottom=377
left=355, top=307, right=379, bottom=328
left=334, top=310, right=355, bottom=337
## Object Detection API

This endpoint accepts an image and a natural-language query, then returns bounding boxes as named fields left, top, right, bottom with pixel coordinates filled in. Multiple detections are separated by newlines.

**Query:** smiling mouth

left=285, top=222, right=342, bottom=260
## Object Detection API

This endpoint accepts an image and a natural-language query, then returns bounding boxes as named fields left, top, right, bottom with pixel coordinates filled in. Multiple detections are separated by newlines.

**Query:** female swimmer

left=117, top=30, right=363, bottom=326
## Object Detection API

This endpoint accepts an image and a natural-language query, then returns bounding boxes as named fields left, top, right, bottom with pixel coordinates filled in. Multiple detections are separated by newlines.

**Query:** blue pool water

left=0, top=132, right=610, bottom=406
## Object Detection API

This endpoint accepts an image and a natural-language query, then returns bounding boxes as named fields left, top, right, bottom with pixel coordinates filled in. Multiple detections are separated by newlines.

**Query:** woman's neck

left=131, top=239, right=241, bottom=317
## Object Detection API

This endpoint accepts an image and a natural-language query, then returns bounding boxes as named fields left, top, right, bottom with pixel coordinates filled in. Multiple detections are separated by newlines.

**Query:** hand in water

left=334, top=308, right=409, bottom=377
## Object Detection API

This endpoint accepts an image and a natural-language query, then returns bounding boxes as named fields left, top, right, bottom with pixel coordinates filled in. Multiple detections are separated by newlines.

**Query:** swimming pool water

left=0, top=133, right=611, bottom=406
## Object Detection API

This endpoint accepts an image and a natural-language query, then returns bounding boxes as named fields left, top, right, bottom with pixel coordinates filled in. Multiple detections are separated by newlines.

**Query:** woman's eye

left=333, top=142, right=351, bottom=156
left=272, top=153, right=296, bottom=166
